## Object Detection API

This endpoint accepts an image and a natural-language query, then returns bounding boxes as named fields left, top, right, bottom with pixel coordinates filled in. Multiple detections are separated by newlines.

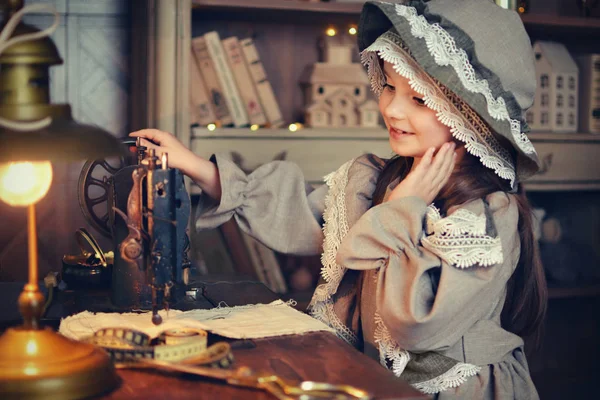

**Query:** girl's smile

left=388, top=127, right=414, bottom=140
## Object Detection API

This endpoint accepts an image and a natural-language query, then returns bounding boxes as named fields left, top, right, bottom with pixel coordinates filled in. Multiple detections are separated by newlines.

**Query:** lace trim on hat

left=308, top=160, right=359, bottom=346
left=360, top=32, right=516, bottom=185
left=412, top=363, right=482, bottom=394
left=422, top=204, right=503, bottom=269
left=394, top=3, right=536, bottom=156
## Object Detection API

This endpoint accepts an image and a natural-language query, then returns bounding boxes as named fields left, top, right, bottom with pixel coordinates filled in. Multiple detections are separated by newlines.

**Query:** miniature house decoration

left=300, top=30, right=380, bottom=128
left=526, top=41, right=579, bottom=133
left=576, top=54, right=600, bottom=134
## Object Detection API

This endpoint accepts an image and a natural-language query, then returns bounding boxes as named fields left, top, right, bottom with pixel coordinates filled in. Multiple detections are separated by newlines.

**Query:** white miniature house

left=300, top=32, right=380, bottom=128
left=527, top=41, right=579, bottom=133
left=576, top=54, right=600, bottom=134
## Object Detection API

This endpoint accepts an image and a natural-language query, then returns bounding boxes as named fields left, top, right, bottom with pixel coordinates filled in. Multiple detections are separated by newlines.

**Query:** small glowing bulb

left=207, top=123, right=216, bottom=131
left=326, top=27, right=336, bottom=37
left=0, top=161, right=53, bottom=206
left=288, top=123, right=304, bottom=132
left=348, top=27, right=357, bottom=35
left=26, top=339, right=38, bottom=356
left=250, top=124, right=259, bottom=131
left=518, top=6, right=525, bottom=13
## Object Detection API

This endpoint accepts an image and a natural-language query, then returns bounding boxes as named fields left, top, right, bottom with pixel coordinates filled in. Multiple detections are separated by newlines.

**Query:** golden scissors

left=116, top=357, right=372, bottom=400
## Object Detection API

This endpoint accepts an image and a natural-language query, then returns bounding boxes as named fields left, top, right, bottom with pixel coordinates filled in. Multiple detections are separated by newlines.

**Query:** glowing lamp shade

left=0, top=161, right=52, bottom=206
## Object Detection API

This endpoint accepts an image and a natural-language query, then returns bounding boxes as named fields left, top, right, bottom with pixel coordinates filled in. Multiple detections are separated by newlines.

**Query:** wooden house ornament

left=576, top=54, right=600, bottom=134
left=527, top=41, right=579, bottom=133
left=301, top=31, right=380, bottom=128
left=359, top=99, right=380, bottom=128
left=306, top=101, right=332, bottom=128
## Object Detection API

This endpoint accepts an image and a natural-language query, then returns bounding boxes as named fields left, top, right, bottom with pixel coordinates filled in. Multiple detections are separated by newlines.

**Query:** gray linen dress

left=196, top=154, right=540, bottom=400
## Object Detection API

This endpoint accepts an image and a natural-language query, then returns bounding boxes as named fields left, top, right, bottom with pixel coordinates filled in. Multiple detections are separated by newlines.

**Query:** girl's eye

left=383, top=83, right=395, bottom=92
left=413, top=96, right=426, bottom=106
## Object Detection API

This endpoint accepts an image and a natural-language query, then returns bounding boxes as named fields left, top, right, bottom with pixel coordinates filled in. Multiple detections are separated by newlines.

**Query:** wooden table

left=1, top=278, right=426, bottom=399
left=104, top=331, right=425, bottom=399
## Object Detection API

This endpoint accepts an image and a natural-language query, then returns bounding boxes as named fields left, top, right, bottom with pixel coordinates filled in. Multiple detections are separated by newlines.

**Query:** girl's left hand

left=388, top=142, right=457, bottom=204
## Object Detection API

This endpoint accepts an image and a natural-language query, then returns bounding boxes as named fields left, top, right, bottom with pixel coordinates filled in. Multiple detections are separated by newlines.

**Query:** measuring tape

left=83, top=327, right=233, bottom=368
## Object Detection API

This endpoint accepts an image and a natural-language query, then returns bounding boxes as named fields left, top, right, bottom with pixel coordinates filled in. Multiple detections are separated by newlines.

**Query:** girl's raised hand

left=129, top=129, right=222, bottom=201
left=388, top=142, right=457, bottom=205
left=129, top=129, right=195, bottom=172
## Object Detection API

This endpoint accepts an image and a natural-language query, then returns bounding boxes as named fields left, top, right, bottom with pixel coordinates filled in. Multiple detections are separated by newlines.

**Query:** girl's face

left=379, top=61, right=455, bottom=164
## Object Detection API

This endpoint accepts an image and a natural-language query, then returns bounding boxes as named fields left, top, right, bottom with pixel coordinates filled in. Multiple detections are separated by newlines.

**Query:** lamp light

left=0, top=1, right=123, bottom=398
left=0, top=161, right=52, bottom=206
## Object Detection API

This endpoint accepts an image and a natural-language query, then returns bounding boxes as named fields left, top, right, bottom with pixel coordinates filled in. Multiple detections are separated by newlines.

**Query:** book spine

left=204, top=31, right=249, bottom=127
left=239, top=38, right=285, bottom=128
left=255, top=245, right=288, bottom=294
left=222, top=37, right=268, bottom=126
left=189, top=50, right=217, bottom=125
left=190, top=228, right=236, bottom=275
left=219, top=218, right=259, bottom=280
left=239, top=231, right=270, bottom=288
left=191, top=36, right=233, bottom=126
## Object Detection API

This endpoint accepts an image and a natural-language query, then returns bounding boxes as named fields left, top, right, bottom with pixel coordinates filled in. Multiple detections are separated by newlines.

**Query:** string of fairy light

left=204, top=24, right=358, bottom=133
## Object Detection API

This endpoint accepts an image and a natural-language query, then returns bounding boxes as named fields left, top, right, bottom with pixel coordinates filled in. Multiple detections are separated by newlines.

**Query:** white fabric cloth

left=59, top=300, right=335, bottom=340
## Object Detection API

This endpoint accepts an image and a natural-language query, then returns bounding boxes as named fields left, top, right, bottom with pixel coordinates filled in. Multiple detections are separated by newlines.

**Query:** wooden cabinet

left=191, top=128, right=600, bottom=192
left=174, top=0, right=600, bottom=192
left=190, top=128, right=392, bottom=189
left=526, top=133, right=600, bottom=191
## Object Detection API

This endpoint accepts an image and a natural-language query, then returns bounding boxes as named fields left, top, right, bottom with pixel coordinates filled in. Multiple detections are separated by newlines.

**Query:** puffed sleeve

left=336, top=192, right=519, bottom=352
left=195, top=154, right=327, bottom=255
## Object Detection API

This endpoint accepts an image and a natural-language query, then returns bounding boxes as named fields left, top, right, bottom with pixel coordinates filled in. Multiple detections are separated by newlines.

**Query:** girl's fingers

left=417, top=147, right=435, bottom=172
left=129, top=129, right=166, bottom=145
left=438, top=148, right=456, bottom=180
left=128, top=137, right=159, bottom=156
left=138, top=138, right=159, bottom=151
left=429, top=143, right=456, bottom=192
left=391, top=143, right=457, bottom=203
left=425, top=143, right=451, bottom=182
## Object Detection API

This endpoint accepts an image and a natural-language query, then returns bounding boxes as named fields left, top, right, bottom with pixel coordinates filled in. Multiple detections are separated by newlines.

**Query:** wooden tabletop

left=104, top=331, right=426, bottom=399
left=1, top=279, right=427, bottom=399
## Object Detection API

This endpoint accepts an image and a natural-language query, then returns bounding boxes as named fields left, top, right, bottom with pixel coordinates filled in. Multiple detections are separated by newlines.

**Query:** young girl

left=131, top=0, right=547, bottom=397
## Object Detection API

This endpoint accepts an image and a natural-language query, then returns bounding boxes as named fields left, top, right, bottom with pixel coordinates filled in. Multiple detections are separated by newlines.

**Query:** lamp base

left=0, top=326, right=119, bottom=399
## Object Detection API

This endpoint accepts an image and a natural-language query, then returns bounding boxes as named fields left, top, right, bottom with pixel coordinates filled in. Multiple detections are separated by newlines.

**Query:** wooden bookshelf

left=191, top=0, right=362, bottom=24
left=521, top=13, right=600, bottom=29
left=191, top=127, right=600, bottom=140
left=192, top=0, right=600, bottom=30
left=192, top=0, right=363, bottom=14
left=190, top=127, right=600, bottom=191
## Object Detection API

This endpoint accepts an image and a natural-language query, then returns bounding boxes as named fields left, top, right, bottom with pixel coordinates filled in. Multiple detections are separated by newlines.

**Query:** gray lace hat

left=358, top=0, right=541, bottom=189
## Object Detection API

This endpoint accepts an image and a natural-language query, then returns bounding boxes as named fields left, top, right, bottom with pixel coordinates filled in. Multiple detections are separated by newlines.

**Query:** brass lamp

left=0, top=1, right=122, bottom=398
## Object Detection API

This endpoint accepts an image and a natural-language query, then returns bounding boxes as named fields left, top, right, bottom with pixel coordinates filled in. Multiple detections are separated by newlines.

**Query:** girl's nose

left=383, top=94, right=408, bottom=123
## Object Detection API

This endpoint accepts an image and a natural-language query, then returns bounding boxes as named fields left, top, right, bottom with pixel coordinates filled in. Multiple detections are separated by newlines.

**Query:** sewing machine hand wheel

left=78, top=139, right=136, bottom=238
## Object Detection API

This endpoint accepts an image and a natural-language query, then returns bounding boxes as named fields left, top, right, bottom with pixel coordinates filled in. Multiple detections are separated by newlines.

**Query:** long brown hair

left=372, top=147, right=547, bottom=343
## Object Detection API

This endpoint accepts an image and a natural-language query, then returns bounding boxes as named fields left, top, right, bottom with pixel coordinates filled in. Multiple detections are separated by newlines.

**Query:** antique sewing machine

left=69, top=138, right=192, bottom=325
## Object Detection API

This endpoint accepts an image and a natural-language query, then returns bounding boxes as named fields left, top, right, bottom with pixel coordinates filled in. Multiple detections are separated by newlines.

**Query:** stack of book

left=190, top=31, right=285, bottom=129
